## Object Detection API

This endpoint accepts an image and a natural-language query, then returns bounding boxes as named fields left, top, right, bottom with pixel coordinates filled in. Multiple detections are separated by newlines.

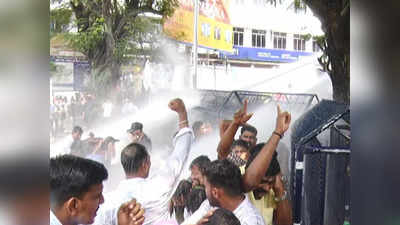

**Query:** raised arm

left=217, top=99, right=253, bottom=159
left=168, top=98, right=189, bottom=129
left=242, top=105, right=291, bottom=192
left=168, top=98, right=194, bottom=175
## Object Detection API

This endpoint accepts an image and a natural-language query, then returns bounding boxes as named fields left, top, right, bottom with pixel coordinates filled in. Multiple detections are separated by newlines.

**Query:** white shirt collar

left=50, top=210, right=63, bottom=225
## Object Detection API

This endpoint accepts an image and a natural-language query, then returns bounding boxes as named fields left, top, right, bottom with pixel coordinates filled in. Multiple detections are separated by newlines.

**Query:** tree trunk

left=304, top=0, right=350, bottom=105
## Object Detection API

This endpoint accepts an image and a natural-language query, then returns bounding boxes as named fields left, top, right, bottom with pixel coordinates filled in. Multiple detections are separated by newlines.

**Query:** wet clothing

left=182, top=195, right=265, bottom=225
left=93, top=127, right=194, bottom=225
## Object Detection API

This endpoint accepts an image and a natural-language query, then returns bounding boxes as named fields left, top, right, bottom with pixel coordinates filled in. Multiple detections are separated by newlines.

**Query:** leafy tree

left=306, top=0, right=349, bottom=104
left=60, top=0, right=178, bottom=99
left=50, top=8, right=73, bottom=35
left=291, top=0, right=349, bottom=104
left=266, top=0, right=349, bottom=104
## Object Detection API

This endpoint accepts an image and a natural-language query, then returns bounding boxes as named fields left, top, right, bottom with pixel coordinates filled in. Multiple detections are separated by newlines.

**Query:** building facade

left=196, top=0, right=324, bottom=66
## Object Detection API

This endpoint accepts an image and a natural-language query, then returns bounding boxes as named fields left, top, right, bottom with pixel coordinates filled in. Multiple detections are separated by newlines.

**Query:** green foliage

left=62, top=0, right=180, bottom=98
left=50, top=61, right=58, bottom=77
left=66, top=17, right=105, bottom=56
left=86, top=69, right=113, bottom=100
left=302, top=33, right=312, bottom=41
left=155, top=0, right=179, bottom=18
left=50, top=8, right=73, bottom=33
left=314, top=35, right=331, bottom=72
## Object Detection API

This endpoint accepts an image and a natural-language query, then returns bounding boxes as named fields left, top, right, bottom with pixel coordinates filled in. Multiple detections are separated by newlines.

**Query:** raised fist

left=275, top=105, right=291, bottom=135
left=168, top=98, right=186, bottom=114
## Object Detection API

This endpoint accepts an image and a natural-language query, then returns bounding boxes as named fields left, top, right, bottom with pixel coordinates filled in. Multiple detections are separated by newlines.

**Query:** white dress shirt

left=50, top=210, right=63, bottom=225
left=94, top=127, right=194, bottom=225
left=182, top=195, right=265, bottom=225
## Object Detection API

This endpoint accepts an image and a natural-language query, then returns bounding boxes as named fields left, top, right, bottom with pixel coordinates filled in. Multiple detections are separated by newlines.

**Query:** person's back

left=95, top=98, right=194, bottom=225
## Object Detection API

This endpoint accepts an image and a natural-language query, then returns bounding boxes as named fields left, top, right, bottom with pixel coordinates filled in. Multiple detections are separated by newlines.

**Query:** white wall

left=229, top=1, right=324, bottom=52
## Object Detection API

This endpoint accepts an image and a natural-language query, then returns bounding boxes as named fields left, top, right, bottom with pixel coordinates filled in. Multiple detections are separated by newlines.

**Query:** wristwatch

left=274, top=190, right=288, bottom=203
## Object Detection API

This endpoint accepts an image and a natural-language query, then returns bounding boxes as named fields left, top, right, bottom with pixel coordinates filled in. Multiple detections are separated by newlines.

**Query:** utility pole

left=192, top=0, right=199, bottom=89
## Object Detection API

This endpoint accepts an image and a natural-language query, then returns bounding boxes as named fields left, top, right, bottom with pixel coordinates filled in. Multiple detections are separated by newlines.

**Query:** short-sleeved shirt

left=182, top=195, right=265, bottom=225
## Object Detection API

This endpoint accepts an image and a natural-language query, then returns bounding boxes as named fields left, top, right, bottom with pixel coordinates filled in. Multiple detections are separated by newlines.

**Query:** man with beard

left=241, top=105, right=292, bottom=225
left=244, top=146, right=292, bottom=225
left=189, top=155, right=211, bottom=188
left=181, top=159, right=265, bottom=225
left=50, top=155, right=145, bottom=225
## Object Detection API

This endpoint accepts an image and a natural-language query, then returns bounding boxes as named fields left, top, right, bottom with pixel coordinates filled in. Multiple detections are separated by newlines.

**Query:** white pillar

left=193, top=0, right=199, bottom=89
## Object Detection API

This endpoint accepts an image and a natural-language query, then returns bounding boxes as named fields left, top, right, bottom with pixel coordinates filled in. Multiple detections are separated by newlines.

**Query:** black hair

left=186, top=186, right=207, bottom=213
left=203, top=159, right=244, bottom=197
left=173, top=179, right=193, bottom=200
left=246, top=143, right=281, bottom=177
left=240, top=124, right=257, bottom=136
left=72, top=126, right=83, bottom=134
left=230, top=139, right=250, bottom=151
left=190, top=155, right=211, bottom=174
left=121, top=143, right=149, bottom=174
left=170, top=179, right=193, bottom=223
left=50, top=155, right=108, bottom=210
left=204, top=208, right=241, bottom=225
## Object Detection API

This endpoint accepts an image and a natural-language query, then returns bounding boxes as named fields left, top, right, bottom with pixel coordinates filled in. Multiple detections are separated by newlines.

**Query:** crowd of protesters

left=50, top=92, right=141, bottom=141
left=50, top=97, right=293, bottom=225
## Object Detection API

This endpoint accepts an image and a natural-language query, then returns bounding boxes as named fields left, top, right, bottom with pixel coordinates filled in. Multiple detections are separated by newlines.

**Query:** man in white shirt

left=94, top=98, right=194, bottom=225
left=182, top=159, right=265, bottom=225
left=50, top=155, right=144, bottom=225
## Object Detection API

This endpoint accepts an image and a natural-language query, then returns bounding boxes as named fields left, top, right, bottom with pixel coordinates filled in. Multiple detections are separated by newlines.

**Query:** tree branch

left=114, top=6, right=162, bottom=39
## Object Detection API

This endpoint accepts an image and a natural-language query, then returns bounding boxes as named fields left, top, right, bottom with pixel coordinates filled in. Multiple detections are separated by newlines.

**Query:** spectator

left=192, top=121, right=213, bottom=141
left=50, top=155, right=144, bottom=225
left=86, top=136, right=119, bottom=168
left=94, top=98, right=194, bottom=225
left=127, top=122, right=152, bottom=152
left=182, top=159, right=265, bottom=225
left=66, top=126, right=86, bottom=157
left=59, top=105, right=67, bottom=134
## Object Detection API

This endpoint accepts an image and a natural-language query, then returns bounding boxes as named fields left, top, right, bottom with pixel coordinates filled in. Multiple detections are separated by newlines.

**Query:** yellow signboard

left=164, top=0, right=233, bottom=52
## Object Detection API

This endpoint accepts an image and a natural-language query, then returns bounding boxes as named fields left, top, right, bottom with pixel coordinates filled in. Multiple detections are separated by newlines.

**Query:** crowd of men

left=50, top=92, right=141, bottom=140
left=50, top=97, right=293, bottom=225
